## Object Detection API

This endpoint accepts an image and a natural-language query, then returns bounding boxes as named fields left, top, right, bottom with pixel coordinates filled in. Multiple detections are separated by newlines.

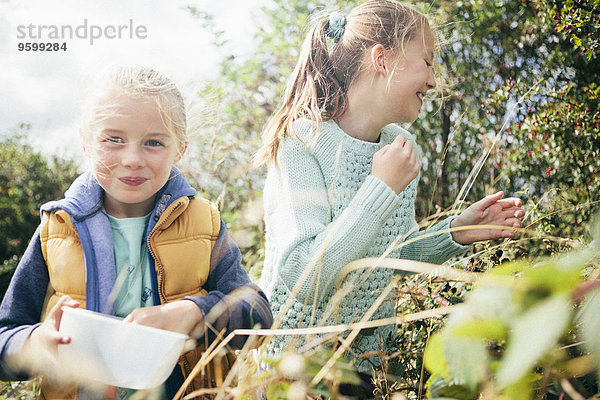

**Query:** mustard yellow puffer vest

left=38, top=196, right=228, bottom=399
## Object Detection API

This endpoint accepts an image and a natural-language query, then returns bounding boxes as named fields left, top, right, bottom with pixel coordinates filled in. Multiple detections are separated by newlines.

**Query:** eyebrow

left=100, top=128, right=124, bottom=134
left=100, top=129, right=170, bottom=137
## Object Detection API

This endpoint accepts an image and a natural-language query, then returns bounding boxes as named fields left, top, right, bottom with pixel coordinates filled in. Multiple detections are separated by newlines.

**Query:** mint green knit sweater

left=260, top=118, right=467, bottom=370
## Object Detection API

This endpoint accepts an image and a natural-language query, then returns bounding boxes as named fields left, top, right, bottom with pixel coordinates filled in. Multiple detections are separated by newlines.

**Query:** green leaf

left=496, top=294, right=572, bottom=387
left=430, top=398, right=467, bottom=400
left=265, top=380, right=290, bottom=399
left=426, top=375, right=447, bottom=397
left=447, top=284, right=517, bottom=327
left=520, top=259, right=583, bottom=295
left=450, top=318, right=507, bottom=340
left=502, top=371, right=539, bottom=400
left=444, top=336, right=488, bottom=391
left=590, top=213, right=600, bottom=252
left=438, top=385, right=479, bottom=400
left=579, top=288, right=600, bottom=367
left=488, top=260, right=530, bottom=277
left=426, top=375, right=478, bottom=400
left=424, top=333, right=449, bottom=378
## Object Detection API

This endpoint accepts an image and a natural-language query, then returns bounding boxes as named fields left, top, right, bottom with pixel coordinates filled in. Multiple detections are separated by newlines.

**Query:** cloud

left=0, top=0, right=263, bottom=156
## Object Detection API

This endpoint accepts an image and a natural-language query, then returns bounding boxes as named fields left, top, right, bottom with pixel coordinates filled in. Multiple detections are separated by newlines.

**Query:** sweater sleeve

left=184, top=220, right=273, bottom=349
left=0, top=226, right=49, bottom=380
left=398, top=216, right=469, bottom=264
left=263, top=137, right=402, bottom=305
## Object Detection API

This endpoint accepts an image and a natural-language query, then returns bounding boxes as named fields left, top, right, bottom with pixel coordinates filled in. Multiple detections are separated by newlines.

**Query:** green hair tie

left=326, top=11, right=346, bottom=43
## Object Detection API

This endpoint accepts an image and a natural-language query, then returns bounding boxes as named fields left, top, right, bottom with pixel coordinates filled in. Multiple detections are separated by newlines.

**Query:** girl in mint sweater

left=255, top=0, right=524, bottom=390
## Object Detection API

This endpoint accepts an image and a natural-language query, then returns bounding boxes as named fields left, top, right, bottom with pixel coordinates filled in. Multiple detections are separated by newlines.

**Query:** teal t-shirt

left=108, top=213, right=155, bottom=318
left=106, top=213, right=167, bottom=400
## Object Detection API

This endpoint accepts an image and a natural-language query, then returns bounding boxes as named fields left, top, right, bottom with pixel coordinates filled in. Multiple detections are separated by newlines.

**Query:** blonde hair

left=80, top=65, right=187, bottom=157
left=255, top=0, right=436, bottom=167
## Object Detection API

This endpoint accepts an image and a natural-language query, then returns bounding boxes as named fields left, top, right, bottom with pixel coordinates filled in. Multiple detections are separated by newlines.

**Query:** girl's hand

left=372, top=135, right=420, bottom=194
left=9, top=295, right=80, bottom=374
left=28, top=295, right=79, bottom=352
left=124, top=300, right=203, bottom=335
left=451, top=191, right=525, bottom=245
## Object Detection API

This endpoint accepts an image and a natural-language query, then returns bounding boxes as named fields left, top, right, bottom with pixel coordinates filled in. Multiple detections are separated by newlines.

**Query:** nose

left=121, top=143, right=145, bottom=169
left=426, top=69, right=437, bottom=91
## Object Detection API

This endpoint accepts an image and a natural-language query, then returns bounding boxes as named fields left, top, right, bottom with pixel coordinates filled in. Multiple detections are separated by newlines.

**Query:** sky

left=0, top=0, right=265, bottom=160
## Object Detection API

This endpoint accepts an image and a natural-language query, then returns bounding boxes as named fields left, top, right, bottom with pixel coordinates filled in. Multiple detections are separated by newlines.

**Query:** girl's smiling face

left=384, top=27, right=437, bottom=124
left=85, top=95, right=186, bottom=218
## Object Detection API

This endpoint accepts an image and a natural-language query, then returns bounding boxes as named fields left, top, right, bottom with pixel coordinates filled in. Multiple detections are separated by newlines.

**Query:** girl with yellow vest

left=0, top=65, right=273, bottom=399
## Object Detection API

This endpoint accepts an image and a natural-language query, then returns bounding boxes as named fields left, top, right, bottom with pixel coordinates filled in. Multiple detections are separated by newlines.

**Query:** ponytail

left=255, top=16, right=346, bottom=168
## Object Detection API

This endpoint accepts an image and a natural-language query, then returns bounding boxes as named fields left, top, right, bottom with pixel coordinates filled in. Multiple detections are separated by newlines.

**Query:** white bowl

left=57, top=307, right=188, bottom=389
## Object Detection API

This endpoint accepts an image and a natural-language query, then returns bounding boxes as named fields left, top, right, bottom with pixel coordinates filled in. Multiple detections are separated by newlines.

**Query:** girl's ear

left=174, top=141, right=188, bottom=163
left=80, top=130, right=89, bottom=156
left=370, top=44, right=387, bottom=74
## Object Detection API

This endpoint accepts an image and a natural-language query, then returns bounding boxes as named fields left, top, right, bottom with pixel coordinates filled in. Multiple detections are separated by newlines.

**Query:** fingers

left=53, top=295, right=79, bottom=310
left=495, top=197, right=522, bottom=209
left=475, top=191, right=504, bottom=210
left=473, top=191, right=504, bottom=211
left=375, top=135, right=411, bottom=157
left=496, top=198, right=525, bottom=223
left=48, top=329, right=71, bottom=345
left=500, top=208, right=524, bottom=222
left=30, top=323, right=71, bottom=348
left=484, top=226, right=517, bottom=241
left=390, top=134, right=407, bottom=148
left=124, top=302, right=203, bottom=334
left=480, top=193, right=525, bottom=218
left=49, top=296, right=79, bottom=344
left=377, top=144, right=390, bottom=156
left=510, top=197, right=522, bottom=208
left=376, top=135, right=407, bottom=156
left=47, top=296, right=79, bottom=331
left=511, top=210, right=525, bottom=221
left=123, top=308, right=144, bottom=324
left=391, top=136, right=414, bottom=156
left=372, top=135, right=419, bottom=195
left=390, top=136, right=416, bottom=162
left=494, top=210, right=523, bottom=237
left=505, top=217, right=522, bottom=229
left=500, top=229, right=516, bottom=239
left=495, top=196, right=524, bottom=229
left=28, top=301, right=74, bottom=355
left=515, top=209, right=525, bottom=219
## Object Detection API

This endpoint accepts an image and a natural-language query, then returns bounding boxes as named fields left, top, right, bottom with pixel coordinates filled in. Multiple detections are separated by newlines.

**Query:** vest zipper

left=147, top=199, right=184, bottom=305
left=181, top=355, right=195, bottom=394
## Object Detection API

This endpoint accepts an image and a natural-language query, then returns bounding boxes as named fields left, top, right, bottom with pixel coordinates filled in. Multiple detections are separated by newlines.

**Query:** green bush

left=0, top=125, right=79, bottom=302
